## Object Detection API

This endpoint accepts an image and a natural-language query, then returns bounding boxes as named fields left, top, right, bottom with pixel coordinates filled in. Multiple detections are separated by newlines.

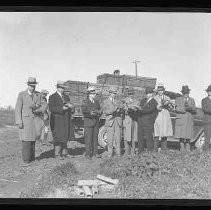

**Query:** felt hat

left=181, top=85, right=191, bottom=94
left=145, top=86, right=155, bottom=94
left=87, top=86, right=96, bottom=93
left=56, top=81, right=68, bottom=89
left=27, top=77, right=38, bottom=86
left=41, top=89, right=49, bottom=95
left=156, top=83, right=165, bottom=91
left=205, top=85, right=211, bottom=92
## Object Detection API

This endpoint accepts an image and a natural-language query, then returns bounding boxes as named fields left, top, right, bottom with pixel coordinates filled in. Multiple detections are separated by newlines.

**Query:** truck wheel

left=195, top=130, right=205, bottom=149
left=98, top=125, right=107, bottom=148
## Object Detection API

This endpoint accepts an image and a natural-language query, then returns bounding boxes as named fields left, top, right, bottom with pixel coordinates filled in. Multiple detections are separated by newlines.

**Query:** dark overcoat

left=137, top=98, right=158, bottom=129
left=48, top=92, right=74, bottom=143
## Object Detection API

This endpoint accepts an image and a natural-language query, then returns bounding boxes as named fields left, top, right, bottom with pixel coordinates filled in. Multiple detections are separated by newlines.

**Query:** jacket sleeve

left=48, top=95, right=63, bottom=114
left=175, top=97, right=186, bottom=114
left=141, top=99, right=158, bottom=114
left=15, top=93, right=23, bottom=125
left=202, top=99, right=211, bottom=114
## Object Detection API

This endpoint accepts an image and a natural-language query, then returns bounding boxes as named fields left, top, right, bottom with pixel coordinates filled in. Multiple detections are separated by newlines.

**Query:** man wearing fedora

left=201, top=85, right=211, bottom=151
left=49, top=81, right=75, bottom=160
left=15, top=77, right=41, bottom=167
left=154, top=83, right=173, bottom=151
left=81, top=86, right=102, bottom=160
left=174, top=85, right=196, bottom=151
left=103, top=87, right=123, bottom=157
left=137, top=86, right=158, bottom=153
left=122, top=87, right=139, bottom=156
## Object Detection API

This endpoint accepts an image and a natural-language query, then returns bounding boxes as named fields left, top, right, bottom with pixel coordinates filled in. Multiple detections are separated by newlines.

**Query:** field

left=0, top=109, right=15, bottom=127
left=0, top=125, right=210, bottom=201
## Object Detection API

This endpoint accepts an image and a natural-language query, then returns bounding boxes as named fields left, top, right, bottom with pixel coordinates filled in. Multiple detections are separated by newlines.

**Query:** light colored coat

left=154, top=94, right=173, bottom=139
left=122, top=96, right=138, bottom=142
left=15, top=90, right=41, bottom=141
left=103, top=97, right=122, bottom=128
left=174, top=96, right=196, bottom=139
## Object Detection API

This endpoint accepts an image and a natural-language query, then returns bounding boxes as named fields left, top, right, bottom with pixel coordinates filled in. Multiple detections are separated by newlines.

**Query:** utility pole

left=132, top=60, right=141, bottom=77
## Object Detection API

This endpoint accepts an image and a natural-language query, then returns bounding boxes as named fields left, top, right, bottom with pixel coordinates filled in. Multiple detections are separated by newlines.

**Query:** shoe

left=64, top=154, right=73, bottom=158
left=85, top=156, right=92, bottom=160
left=21, top=162, right=30, bottom=167
left=93, top=154, right=101, bottom=158
left=55, top=156, right=64, bottom=160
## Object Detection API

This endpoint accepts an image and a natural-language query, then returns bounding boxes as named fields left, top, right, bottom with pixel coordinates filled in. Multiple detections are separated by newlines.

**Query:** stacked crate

left=97, top=73, right=157, bottom=89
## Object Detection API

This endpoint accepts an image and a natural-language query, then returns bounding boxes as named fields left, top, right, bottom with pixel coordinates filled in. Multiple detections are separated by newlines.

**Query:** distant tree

left=7, top=105, right=14, bottom=111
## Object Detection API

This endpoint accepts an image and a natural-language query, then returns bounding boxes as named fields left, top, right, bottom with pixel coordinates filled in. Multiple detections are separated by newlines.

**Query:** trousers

left=204, top=124, right=211, bottom=151
left=54, top=142, right=68, bottom=157
left=106, top=119, right=121, bottom=156
left=22, top=141, right=35, bottom=163
left=84, top=125, right=99, bottom=157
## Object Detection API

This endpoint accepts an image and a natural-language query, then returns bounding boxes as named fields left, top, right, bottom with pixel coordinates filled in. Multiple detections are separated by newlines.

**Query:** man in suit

left=49, top=81, right=75, bottom=160
left=81, top=86, right=102, bottom=160
left=201, top=85, right=211, bottom=151
left=103, top=87, right=123, bottom=157
left=174, top=85, right=196, bottom=151
left=15, top=77, right=41, bottom=167
left=137, top=87, right=158, bottom=153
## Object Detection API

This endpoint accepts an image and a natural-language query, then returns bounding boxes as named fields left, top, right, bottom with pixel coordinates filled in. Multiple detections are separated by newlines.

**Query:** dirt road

left=0, top=127, right=111, bottom=198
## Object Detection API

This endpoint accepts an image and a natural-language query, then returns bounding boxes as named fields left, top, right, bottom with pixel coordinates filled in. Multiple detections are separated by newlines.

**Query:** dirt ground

left=0, top=127, right=113, bottom=198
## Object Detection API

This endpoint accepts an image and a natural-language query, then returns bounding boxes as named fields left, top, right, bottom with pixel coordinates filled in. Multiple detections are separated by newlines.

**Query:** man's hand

left=18, top=122, right=23, bottom=129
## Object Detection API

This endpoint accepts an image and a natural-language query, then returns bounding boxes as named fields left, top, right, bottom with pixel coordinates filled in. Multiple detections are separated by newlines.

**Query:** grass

left=20, top=161, right=78, bottom=198
left=0, top=110, right=15, bottom=126
left=99, top=150, right=211, bottom=199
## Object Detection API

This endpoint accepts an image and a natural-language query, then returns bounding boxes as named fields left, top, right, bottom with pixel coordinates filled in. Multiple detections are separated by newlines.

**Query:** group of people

left=15, top=76, right=211, bottom=166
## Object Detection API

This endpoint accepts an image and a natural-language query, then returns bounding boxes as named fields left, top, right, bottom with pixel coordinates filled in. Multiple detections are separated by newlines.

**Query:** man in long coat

left=122, top=87, right=139, bottom=156
left=137, top=87, right=158, bottom=153
left=154, top=84, right=173, bottom=151
left=81, top=86, right=102, bottom=159
left=103, top=87, right=123, bottom=157
left=49, top=81, right=75, bottom=159
left=201, top=85, right=211, bottom=151
left=174, top=85, right=196, bottom=151
left=15, top=77, right=41, bottom=167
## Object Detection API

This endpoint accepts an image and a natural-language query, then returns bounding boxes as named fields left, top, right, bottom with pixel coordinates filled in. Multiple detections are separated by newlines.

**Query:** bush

left=99, top=150, right=211, bottom=199
left=21, top=162, right=78, bottom=198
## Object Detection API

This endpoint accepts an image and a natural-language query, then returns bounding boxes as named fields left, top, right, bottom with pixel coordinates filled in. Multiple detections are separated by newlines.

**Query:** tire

left=98, top=125, right=107, bottom=148
left=194, top=130, right=205, bottom=149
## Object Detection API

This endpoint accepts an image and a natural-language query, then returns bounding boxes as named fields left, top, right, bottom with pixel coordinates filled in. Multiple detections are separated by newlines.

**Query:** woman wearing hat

left=201, top=85, right=211, bottom=151
left=137, top=86, right=158, bottom=153
left=154, top=84, right=173, bottom=151
left=81, top=86, right=102, bottom=160
left=174, top=85, right=196, bottom=151
left=15, top=77, right=41, bottom=166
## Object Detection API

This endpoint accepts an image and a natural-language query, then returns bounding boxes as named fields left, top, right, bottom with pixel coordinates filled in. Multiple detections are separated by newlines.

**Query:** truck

left=63, top=73, right=205, bottom=150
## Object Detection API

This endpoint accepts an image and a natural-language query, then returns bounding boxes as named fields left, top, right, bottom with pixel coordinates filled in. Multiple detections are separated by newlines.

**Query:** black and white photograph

left=0, top=10, right=210, bottom=201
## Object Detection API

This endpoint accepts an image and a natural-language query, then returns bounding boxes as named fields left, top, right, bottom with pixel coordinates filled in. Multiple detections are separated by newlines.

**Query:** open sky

left=0, top=12, right=211, bottom=108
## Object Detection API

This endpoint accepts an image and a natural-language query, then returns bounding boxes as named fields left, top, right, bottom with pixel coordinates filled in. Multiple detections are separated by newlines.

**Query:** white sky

left=0, top=12, right=211, bottom=108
